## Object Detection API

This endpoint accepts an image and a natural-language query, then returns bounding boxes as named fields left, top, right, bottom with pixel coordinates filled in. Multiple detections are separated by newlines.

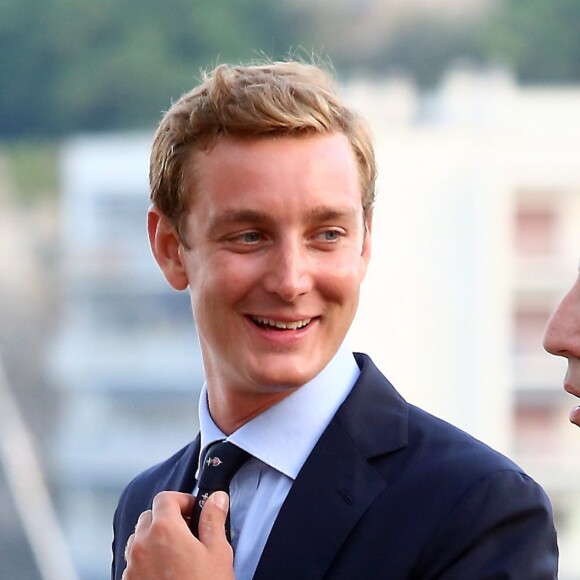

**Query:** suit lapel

left=145, top=435, right=201, bottom=508
left=174, top=435, right=201, bottom=493
left=254, top=354, right=409, bottom=579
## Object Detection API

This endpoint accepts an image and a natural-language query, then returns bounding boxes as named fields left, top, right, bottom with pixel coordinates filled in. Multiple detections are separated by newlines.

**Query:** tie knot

left=199, top=441, right=251, bottom=490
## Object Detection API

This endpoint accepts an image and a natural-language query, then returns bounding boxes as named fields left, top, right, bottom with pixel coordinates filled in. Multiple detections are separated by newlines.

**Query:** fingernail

left=211, top=491, right=229, bottom=512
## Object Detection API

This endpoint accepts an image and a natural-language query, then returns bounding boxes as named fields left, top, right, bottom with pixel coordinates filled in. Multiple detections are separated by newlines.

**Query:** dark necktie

left=189, top=440, right=251, bottom=541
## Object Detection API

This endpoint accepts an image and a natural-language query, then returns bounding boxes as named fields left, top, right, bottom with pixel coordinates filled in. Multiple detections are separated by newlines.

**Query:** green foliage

left=0, top=0, right=311, bottom=138
left=483, top=0, right=580, bottom=84
left=2, top=141, right=59, bottom=201
left=1, top=0, right=579, bottom=139
left=333, top=0, right=580, bottom=89
left=336, top=16, right=487, bottom=89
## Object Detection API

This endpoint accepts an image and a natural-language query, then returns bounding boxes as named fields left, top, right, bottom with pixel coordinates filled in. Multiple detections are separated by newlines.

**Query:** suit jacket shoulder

left=253, top=353, right=558, bottom=579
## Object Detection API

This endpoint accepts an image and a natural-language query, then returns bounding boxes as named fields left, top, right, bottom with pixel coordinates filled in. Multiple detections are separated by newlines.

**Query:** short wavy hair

left=150, top=59, right=377, bottom=240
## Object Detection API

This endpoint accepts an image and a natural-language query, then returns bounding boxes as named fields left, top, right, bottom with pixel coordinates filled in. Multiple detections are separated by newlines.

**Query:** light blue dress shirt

left=195, top=341, right=360, bottom=580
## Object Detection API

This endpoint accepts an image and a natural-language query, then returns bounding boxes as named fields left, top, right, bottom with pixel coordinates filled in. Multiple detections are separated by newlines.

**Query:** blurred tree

left=286, top=3, right=498, bottom=90
left=337, top=15, right=487, bottom=89
left=0, top=0, right=311, bottom=138
left=483, top=0, right=580, bottom=84
left=2, top=0, right=580, bottom=139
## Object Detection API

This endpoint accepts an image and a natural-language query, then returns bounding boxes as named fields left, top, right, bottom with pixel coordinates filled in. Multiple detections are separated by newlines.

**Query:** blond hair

left=150, top=60, right=376, bottom=239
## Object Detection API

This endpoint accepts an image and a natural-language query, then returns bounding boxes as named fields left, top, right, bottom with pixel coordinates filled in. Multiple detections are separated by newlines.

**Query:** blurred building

left=49, top=69, right=579, bottom=578
left=347, top=67, right=580, bottom=579
left=50, top=134, right=203, bottom=580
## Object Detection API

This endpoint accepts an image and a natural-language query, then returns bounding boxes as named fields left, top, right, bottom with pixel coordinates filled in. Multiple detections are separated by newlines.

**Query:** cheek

left=186, top=264, right=224, bottom=324
left=329, top=249, right=368, bottom=283
left=193, top=256, right=260, bottom=308
left=318, top=257, right=365, bottom=305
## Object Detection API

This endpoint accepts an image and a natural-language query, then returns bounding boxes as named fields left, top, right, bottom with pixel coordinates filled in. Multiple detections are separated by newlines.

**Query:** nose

left=543, top=277, right=580, bottom=359
left=262, top=240, right=314, bottom=302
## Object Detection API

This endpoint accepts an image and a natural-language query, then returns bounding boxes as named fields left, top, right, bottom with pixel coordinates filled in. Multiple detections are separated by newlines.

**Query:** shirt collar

left=197, top=341, right=360, bottom=480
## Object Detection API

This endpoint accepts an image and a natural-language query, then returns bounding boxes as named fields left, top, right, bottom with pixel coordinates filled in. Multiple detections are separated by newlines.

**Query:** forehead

left=196, top=132, right=357, bottom=176
left=187, top=133, right=362, bottom=213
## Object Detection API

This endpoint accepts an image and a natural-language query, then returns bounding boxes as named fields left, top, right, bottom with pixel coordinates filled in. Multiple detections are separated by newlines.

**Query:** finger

left=134, top=509, right=152, bottom=535
left=124, top=533, right=135, bottom=562
left=198, top=491, right=232, bottom=557
left=570, top=406, right=580, bottom=427
left=152, top=491, right=196, bottom=521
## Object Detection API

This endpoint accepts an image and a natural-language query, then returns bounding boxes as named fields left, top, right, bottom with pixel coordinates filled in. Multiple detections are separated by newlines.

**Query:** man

left=113, top=60, right=558, bottom=579
left=544, top=261, right=580, bottom=427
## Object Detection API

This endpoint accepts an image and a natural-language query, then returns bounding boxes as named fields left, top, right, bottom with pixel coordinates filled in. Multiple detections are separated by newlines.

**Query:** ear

left=147, top=206, right=189, bottom=291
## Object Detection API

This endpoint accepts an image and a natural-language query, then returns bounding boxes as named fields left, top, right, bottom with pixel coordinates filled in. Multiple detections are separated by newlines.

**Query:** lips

left=250, top=316, right=312, bottom=330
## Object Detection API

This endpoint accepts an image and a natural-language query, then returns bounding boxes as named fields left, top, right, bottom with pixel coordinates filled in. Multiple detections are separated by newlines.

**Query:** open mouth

left=251, top=316, right=313, bottom=331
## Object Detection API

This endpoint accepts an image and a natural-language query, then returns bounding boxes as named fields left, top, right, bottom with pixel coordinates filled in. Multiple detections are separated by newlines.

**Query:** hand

left=122, top=491, right=234, bottom=580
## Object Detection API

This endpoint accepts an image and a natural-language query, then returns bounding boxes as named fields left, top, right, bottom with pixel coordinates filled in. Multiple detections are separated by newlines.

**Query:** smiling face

left=149, top=133, right=371, bottom=431
left=543, top=263, right=580, bottom=427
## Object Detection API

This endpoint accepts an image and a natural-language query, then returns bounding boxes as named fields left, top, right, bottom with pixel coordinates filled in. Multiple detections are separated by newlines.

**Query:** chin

left=251, top=360, right=321, bottom=391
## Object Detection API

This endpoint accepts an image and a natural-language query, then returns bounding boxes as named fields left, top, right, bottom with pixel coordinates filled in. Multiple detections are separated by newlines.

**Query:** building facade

left=348, top=67, right=580, bottom=579
left=51, top=134, right=203, bottom=579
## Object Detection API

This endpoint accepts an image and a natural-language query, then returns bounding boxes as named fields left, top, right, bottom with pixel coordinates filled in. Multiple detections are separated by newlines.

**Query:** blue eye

left=240, top=231, right=261, bottom=244
left=320, top=230, right=339, bottom=241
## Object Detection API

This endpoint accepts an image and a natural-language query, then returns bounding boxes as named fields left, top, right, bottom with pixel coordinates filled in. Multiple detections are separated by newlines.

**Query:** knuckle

left=128, top=536, right=148, bottom=563
left=152, top=490, right=172, bottom=506
left=149, top=517, right=172, bottom=541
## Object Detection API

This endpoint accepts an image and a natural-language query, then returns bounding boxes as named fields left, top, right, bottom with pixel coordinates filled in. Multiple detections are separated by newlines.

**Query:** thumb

left=198, top=491, right=233, bottom=557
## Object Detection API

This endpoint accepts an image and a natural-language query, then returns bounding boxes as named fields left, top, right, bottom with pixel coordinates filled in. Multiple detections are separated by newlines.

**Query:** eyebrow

left=207, top=209, right=272, bottom=237
left=304, top=206, right=359, bottom=224
left=207, top=205, right=360, bottom=235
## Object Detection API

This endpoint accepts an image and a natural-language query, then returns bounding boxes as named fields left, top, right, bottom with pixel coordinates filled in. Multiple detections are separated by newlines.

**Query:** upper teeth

left=253, top=316, right=312, bottom=330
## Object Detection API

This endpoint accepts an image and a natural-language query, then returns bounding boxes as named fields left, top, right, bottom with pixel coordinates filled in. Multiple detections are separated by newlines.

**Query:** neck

left=206, top=384, right=301, bottom=435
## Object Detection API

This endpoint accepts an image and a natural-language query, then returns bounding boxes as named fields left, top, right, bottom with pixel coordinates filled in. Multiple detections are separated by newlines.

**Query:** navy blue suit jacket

left=112, top=354, right=558, bottom=579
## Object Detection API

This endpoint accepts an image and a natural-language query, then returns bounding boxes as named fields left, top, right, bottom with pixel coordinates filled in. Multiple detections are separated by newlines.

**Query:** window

left=514, top=394, right=560, bottom=454
left=89, top=291, right=193, bottom=333
left=513, top=304, right=552, bottom=356
left=93, top=190, right=149, bottom=247
left=513, top=197, right=558, bottom=256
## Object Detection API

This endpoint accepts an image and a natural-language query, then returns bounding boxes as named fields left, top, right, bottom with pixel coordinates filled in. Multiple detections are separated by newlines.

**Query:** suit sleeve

left=415, top=470, right=558, bottom=580
left=110, top=477, right=156, bottom=580
left=111, top=484, right=131, bottom=580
